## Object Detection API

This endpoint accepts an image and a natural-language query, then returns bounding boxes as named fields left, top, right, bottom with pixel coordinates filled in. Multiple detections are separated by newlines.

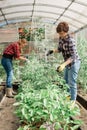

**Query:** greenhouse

left=0, top=0, right=87, bottom=130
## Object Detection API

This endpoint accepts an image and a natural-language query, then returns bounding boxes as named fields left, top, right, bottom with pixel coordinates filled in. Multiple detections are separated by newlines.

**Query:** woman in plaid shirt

left=1, top=38, right=28, bottom=98
left=47, top=22, right=81, bottom=105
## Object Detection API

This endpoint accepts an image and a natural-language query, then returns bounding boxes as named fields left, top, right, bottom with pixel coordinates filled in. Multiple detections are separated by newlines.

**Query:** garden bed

left=0, top=82, right=87, bottom=130
left=0, top=96, right=86, bottom=130
left=0, top=82, right=19, bottom=102
left=0, top=86, right=87, bottom=130
left=77, top=94, right=87, bottom=110
left=0, top=79, right=87, bottom=130
left=73, top=101, right=87, bottom=130
left=0, top=96, right=19, bottom=130
left=0, top=85, right=5, bottom=102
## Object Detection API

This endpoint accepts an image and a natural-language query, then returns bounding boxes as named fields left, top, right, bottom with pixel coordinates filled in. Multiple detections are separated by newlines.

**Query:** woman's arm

left=53, top=49, right=59, bottom=53
left=16, top=56, right=27, bottom=61
left=63, top=58, right=73, bottom=66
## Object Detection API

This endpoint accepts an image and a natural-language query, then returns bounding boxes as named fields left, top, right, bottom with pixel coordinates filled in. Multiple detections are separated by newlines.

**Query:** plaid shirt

left=58, top=34, right=80, bottom=62
left=3, top=42, right=21, bottom=58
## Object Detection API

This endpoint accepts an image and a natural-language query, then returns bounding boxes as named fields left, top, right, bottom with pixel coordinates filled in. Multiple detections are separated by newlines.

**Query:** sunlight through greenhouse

left=0, top=0, right=87, bottom=130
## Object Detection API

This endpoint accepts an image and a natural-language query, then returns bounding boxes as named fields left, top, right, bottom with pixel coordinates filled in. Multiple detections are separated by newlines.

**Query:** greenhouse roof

left=0, top=0, right=87, bottom=33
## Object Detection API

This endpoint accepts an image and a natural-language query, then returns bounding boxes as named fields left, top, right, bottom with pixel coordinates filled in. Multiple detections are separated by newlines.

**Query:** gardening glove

left=56, top=62, right=66, bottom=72
left=26, top=59, right=30, bottom=64
left=46, top=50, right=53, bottom=56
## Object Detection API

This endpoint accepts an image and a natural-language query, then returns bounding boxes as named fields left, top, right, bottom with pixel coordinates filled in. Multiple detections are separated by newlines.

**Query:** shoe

left=70, top=100, right=76, bottom=109
left=6, top=88, right=14, bottom=98
left=11, top=88, right=17, bottom=95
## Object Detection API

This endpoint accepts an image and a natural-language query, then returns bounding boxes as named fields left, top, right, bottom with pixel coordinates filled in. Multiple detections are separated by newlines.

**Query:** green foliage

left=77, top=36, right=87, bottom=91
left=19, top=27, right=45, bottom=41
left=14, top=57, right=82, bottom=130
left=17, top=125, right=30, bottom=130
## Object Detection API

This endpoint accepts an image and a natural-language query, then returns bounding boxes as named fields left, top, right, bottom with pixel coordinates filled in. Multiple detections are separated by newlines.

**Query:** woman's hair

left=19, top=38, right=27, bottom=45
left=18, top=38, right=27, bottom=53
left=56, top=22, right=69, bottom=33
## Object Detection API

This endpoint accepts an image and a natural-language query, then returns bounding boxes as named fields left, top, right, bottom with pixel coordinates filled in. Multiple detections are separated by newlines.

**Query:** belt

left=3, top=54, right=13, bottom=59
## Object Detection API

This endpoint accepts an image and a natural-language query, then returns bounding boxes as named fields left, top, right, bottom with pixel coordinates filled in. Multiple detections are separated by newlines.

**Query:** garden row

left=13, top=57, right=82, bottom=130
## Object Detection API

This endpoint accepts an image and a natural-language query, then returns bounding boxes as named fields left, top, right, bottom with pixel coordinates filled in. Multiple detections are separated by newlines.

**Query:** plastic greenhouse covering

left=0, top=0, right=87, bottom=33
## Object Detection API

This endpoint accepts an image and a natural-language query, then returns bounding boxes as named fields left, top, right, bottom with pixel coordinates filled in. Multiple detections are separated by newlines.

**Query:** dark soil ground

left=75, top=101, right=87, bottom=130
left=0, top=96, right=19, bottom=130
left=78, top=88, right=87, bottom=101
left=0, top=91, right=87, bottom=130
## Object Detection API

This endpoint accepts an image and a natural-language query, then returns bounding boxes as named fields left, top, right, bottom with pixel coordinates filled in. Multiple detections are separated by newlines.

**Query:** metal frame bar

left=0, top=15, right=78, bottom=29
left=67, top=0, right=87, bottom=7
left=74, top=24, right=87, bottom=33
left=1, top=2, right=87, bottom=23
left=0, top=1, right=87, bottom=32
left=53, top=0, right=75, bottom=24
left=0, top=9, right=85, bottom=26
left=0, top=8, right=8, bottom=25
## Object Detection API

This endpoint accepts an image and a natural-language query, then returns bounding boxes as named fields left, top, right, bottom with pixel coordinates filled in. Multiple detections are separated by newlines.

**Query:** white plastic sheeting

left=0, top=0, right=87, bottom=32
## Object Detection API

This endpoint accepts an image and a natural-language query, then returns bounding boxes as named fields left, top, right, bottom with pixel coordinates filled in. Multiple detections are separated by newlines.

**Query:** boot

left=70, top=100, right=76, bottom=109
left=6, top=88, right=14, bottom=98
left=11, top=88, right=17, bottom=95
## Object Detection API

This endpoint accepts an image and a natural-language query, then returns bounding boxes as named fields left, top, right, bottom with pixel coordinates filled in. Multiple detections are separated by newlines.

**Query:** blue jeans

left=64, top=59, right=81, bottom=100
left=1, top=57, right=13, bottom=88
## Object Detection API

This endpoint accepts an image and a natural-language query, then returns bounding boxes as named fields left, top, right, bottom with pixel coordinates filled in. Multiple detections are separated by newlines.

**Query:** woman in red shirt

left=1, top=38, right=28, bottom=98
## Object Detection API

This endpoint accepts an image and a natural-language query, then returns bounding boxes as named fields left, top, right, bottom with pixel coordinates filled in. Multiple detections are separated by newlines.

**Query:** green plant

left=77, top=36, right=87, bottom=91
left=19, top=27, right=45, bottom=41
left=14, top=57, right=82, bottom=130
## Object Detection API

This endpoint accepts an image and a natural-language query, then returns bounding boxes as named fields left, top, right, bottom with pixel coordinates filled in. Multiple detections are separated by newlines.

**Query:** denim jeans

left=64, top=59, right=81, bottom=100
left=1, top=57, right=13, bottom=88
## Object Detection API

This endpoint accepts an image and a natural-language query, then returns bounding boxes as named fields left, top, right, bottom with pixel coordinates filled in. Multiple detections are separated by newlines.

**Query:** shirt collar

left=60, top=34, right=69, bottom=40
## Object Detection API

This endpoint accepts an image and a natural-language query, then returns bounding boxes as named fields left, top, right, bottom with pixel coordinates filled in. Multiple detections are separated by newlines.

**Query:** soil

left=0, top=96, right=19, bottom=130
left=75, top=101, right=87, bottom=130
left=78, top=88, right=87, bottom=101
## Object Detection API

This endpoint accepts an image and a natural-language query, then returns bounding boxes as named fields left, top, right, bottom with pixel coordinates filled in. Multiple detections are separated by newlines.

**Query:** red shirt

left=3, top=42, right=21, bottom=58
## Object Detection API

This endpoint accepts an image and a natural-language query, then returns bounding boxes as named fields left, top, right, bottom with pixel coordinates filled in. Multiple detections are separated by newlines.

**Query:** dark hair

left=56, top=22, right=69, bottom=33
